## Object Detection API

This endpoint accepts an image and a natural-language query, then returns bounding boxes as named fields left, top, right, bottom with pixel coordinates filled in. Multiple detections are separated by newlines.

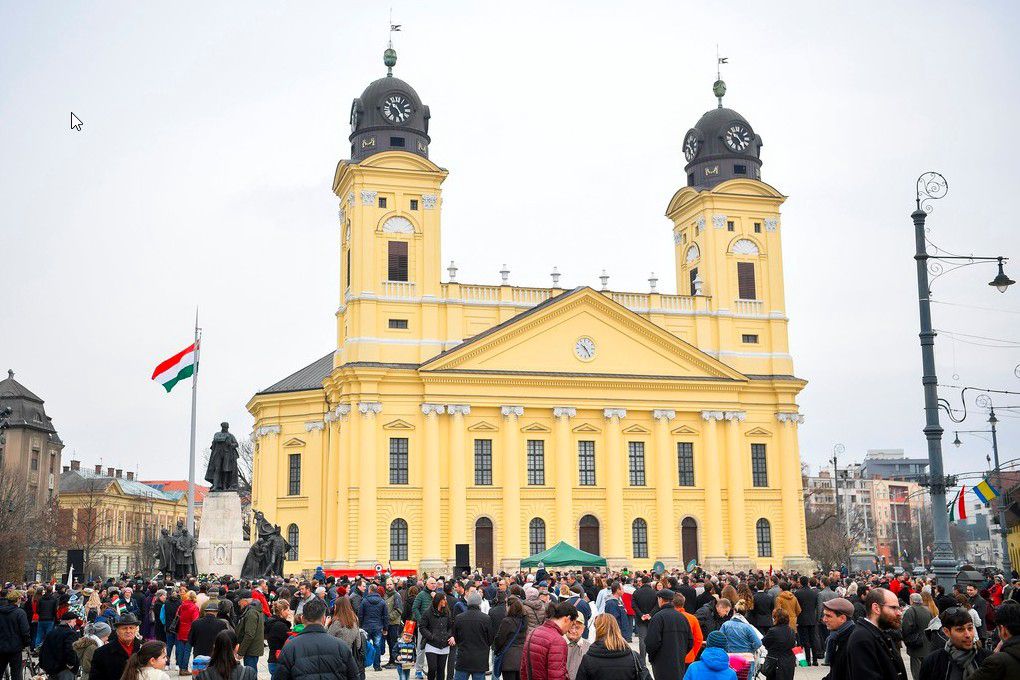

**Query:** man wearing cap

left=645, top=589, right=693, bottom=680
left=0, top=590, right=30, bottom=680
left=564, top=614, right=589, bottom=680
left=901, top=592, right=933, bottom=680
left=89, top=614, right=141, bottom=680
left=187, top=602, right=228, bottom=660
left=234, top=590, right=265, bottom=672
left=38, top=611, right=80, bottom=680
left=819, top=597, right=854, bottom=680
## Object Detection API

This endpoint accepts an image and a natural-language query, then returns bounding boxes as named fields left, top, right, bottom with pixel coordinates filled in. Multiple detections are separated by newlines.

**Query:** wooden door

left=681, top=517, right=699, bottom=567
left=475, top=518, right=494, bottom=575
left=579, top=514, right=600, bottom=555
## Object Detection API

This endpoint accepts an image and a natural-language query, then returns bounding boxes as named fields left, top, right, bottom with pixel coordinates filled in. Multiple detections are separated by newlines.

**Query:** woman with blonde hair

left=920, top=588, right=939, bottom=618
left=575, top=614, right=649, bottom=680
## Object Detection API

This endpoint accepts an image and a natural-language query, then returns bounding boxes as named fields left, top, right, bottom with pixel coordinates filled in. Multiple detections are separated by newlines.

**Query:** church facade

left=247, top=50, right=810, bottom=574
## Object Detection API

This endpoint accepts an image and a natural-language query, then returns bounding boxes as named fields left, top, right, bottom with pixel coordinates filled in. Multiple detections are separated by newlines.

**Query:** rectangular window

left=727, top=220, right=735, bottom=231
left=751, top=443, right=768, bottom=487
left=388, top=318, right=409, bottom=329
left=387, top=241, right=409, bottom=281
left=754, top=222, right=762, bottom=233
left=31, top=453, right=39, bottom=471
left=345, top=248, right=351, bottom=287
left=677, top=442, right=695, bottom=486
left=389, top=438, right=409, bottom=485
left=410, top=199, right=419, bottom=211
left=389, top=137, right=405, bottom=147
left=628, top=442, right=646, bottom=486
left=474, top=439, right=493, bottom=486
left=578, top=441, right=596, bottom=486
left=741, top=334, right=759, bottom=344
left=689, top=267, right=699, bottom=296
left=378, top=196, right=388, bottom=208
left=527, top=440, right=545, bottom=485
left=737, top=261, right=756, bottom=300
left=288, top=454, right=301, bottom=495
left=734, top=164, right=747, bottom=175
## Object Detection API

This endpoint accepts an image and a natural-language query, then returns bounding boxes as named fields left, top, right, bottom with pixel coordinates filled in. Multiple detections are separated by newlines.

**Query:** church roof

left=257, top=352, right=334, bottom=394
left=59, top=469, right=178, bottom=501
left=0, top=369, right=61, bottom=442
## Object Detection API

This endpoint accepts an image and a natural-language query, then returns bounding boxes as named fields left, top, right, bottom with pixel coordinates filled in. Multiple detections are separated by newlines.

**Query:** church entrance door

left=475, top=518, right=494, bottom=574
left=681, top=517, right=699, bottom=566
left=579, top=515, right=600, bottom=556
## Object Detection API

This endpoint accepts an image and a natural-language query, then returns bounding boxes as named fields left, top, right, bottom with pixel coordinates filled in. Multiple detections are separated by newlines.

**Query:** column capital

left=446, top=404, right=471, bottom=416
left=776, top=412, right=805, bottom=424
left=255, top=425, right=281, bottom=437
left=652, top=409, right=676, bottom=422
left=304, top=420, right=325, bottom=432
left=358, top=401, right=383, bottom=416
left=421, top=403, right=446, bottom=416
left=501, top=405, right=524, bottom=418
left=603, top=408, right=627, bottom=420
left=553, top=407, right=577, bottom=419
left=701, top=410, right=725, bottom=421
left=325, top=403, right=352, bottom=422
left=723, top=411, right=747, bottom=422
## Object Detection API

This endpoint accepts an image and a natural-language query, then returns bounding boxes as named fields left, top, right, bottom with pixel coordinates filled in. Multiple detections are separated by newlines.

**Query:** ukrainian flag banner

left=973, top=478, right=1001, bottom=505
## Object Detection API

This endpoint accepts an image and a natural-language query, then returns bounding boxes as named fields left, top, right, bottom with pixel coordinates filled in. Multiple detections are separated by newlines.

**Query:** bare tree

left=0, top=467, right=36, bottom=580
left=67, top=477, right=114, bottom=578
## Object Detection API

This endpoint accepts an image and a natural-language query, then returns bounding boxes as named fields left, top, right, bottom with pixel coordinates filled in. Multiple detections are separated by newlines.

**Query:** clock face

left=350, top=104, right=360, bottom=132
left=574, top=337, right=596, bottom=361
left=381, top=94, right=413, bottom=123
left=723, top=123, right=753, bottom=152
left=683, top=131, right=700, bottom=161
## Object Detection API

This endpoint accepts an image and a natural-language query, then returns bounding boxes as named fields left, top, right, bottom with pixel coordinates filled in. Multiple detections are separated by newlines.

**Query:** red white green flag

left=948, top=486, right=967, bottom=522
left=151, top=342, right=198, bottom=393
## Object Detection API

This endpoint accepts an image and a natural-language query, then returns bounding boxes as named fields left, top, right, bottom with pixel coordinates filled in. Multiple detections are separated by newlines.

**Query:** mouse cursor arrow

left=71, top=112, right=83, bottom=131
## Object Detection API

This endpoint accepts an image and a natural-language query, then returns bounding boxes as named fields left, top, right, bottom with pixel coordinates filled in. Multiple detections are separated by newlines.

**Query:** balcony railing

left=381, top=281, right=416, bottom=298
left=513, top=287, right=554, bottom=305
left=733, top=299, right=764, bottom=315
left=461, top=285, right=500, bottom=302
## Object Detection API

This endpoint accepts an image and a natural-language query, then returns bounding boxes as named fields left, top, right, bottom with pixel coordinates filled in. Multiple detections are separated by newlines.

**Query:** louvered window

left=388, top=241, right=408, bottom=281
left=737, top=261, right=756, bottom=300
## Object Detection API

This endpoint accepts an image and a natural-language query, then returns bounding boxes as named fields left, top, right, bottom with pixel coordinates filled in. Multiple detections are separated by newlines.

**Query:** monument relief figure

left=240, top=510, right=292, bottom=579
left=171, top=518, right=198, bottom=578
left=155, top=527, right=176, bottom=574
left=205, top=421, right=239, bottom=492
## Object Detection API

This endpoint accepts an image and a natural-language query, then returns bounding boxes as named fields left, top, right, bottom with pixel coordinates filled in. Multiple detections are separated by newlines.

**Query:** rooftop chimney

left=115, top=468, right=123, bottom=479
left=95, top=464, right=102, bottom=474
left=70, top=460, right=80, bottom=471
left=107, top=467, right=115, bottom=477
left=126, top=471, right=134, bottom=481
left=63, top=465, right=70, bottom=473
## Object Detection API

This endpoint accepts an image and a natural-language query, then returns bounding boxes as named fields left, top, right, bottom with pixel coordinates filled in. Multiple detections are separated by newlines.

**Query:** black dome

left=349, top=70, right=431, bottom=162
left=683, top=102, right=762, bottom=189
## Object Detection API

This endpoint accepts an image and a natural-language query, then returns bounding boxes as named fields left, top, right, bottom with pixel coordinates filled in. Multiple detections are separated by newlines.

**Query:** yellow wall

left=249, top=152, right=809, bottom=574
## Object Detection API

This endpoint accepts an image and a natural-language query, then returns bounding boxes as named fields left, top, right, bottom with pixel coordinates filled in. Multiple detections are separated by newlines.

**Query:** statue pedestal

left=195, top=492, right=249, bottom=576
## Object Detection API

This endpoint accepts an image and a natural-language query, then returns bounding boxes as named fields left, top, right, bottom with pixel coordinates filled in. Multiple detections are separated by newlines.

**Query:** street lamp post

left=912, top=171, right=1014, bottom=589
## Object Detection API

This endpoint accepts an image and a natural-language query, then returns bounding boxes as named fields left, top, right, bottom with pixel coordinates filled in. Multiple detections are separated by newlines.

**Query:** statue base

left=195, top=492, right=249, bottom=576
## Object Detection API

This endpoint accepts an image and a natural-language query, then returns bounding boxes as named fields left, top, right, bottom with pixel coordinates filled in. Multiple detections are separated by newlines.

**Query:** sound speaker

left=66, top=549, right=84, bottom=581
left=455, top=543, right=470, bottom=576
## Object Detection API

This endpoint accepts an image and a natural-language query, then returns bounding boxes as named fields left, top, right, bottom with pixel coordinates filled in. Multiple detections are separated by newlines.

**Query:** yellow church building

left=247, top=48, right=810, bottom=574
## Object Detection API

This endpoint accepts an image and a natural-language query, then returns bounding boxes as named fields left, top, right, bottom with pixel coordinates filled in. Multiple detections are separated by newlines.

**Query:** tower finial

left=714, top=45, right=728, bottom=108
left=385, top=8, right=401, bottom=77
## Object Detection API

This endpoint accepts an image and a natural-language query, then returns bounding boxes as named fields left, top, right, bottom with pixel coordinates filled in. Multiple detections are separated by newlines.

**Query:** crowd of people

left=1, top=566, right=1020, bottom=680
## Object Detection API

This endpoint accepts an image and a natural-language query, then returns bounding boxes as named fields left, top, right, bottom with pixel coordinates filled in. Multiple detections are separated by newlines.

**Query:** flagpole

left=187, top=308, right=201, bottom=535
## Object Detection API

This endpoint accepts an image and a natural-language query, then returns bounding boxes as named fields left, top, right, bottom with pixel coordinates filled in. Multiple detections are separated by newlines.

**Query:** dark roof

left=0, top=369, right=61, bottom=441
left=257, top=352, right=334, bottom=394
left=684, top=104, right=763, bottom=189
left=59, top=469, right=177, bottom=501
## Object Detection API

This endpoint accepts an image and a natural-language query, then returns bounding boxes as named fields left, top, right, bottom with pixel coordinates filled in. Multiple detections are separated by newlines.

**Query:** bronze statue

left=171, top=518, right=197, bottom=578
left=240, top=510, right=291, bottom=579
left=205, top=422, right=239, bottom=492
left=155, top=527, right=175, bottom=574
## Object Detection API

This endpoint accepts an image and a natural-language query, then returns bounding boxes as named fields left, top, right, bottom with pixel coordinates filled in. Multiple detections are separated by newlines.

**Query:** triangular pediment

left=383, top=419, right=415, bottom=431
left=521, top=422, right=551, bottom=433
left=573, top=423, right=601, bottom=433
left=622, top=424, right=650, bottom=434
left=745, top=427, right=773, bottom=437
left=283, top=437, right=305, bottom=447
left=671, top=425, right=698, bottom=435
left=421, top=287, right=747, bottom=382
left=467, top=421, right=498, bottom=432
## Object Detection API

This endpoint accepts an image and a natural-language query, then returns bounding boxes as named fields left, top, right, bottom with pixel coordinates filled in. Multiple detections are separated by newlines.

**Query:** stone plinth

left=195, top=492, right=249, bottom=576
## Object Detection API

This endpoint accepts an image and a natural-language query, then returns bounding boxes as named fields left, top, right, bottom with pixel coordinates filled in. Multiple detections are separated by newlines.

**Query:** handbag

left=493, top=618, right=523, bottom=678
left=758, top=656, right=778, bottom=680
left=631, top=650, right=651, bottom=680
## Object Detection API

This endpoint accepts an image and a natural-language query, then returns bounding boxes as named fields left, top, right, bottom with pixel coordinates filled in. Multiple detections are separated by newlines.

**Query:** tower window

left=742, top=334, right=759, bottom=344
left=387, top=241, right=409, bottom=281
left=734, top=164, right=747, bottom=175
left=378, top=197, right=388, bottom=208
left=727, top=220, right=735, bottom=231
left=388, top=319, right=409, bottom=330
left=754, top=222, right=762, bottom=233
left=737, top=261, right=756, bottom=300
left=389, top=137, right=405, bottom=148
left=689, top=267, right=699, bottom=296
left=345, top=249, right=351, bottom=288
left=410, top=199, right=419, bottom=211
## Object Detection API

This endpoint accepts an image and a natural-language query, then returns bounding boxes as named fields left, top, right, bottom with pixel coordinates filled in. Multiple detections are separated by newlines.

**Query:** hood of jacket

left=583, top=642, right=631, bottom=660
left=365, top=592, right=384, bottom=605
left=699, top=647, right=731, bottom=671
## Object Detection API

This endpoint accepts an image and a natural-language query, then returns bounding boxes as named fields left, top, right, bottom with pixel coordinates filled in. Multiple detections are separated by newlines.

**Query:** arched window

left=390, top=519, right=408, bottom=561
left=579, top=515, right=600, bottom=555
left=528, top=518, right=546, bottom=556
left=756, top=518, right=772, bottom=558
left=287, top=524, right=299, bottom=561
left=632, top=518, right=649, bottom=558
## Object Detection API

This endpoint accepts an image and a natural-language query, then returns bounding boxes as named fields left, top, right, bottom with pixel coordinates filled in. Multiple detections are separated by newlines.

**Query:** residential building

left=860, top=449, right=928, bottom=481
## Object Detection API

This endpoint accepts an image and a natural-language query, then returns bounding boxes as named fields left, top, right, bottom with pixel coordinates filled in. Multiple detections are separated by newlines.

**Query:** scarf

left=946, top=640, right=981, bottom=680
left=824, top=620, right=855, bottom=664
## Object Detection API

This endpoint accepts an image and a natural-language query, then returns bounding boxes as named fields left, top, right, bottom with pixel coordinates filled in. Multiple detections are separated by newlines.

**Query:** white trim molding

left=724, top=411, right=747, bottom=422
left=701, top=411, right=725, bottom=421
left=553, top=407, right=577, bottom=419
left=501, top=405, right=524, bottom=418
left=421, top=403, right=446, bottom=416
left=256, top=425, right=281, bottom=437
left=446, top=404, right=471, bottom=416
left=653, top=409, right=676, bottom=421
left=776, top=412, right=805, bottom=424
left=603, top=408, right=627, bottom=420
left=360, top=190, right=377, bottom=205
left=304, top=421, right=325, bottom=432
left=358, top=401, right=383, bottom=416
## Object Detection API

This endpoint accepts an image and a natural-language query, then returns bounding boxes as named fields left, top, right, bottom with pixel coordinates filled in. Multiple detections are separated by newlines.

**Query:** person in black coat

left=90, top=615, right=142, bottom=680
left=630, top=577, right=657, bottom=667
left=761, top=610, right=796, bottom=680
left=793, top=576, right=820, bottom=666
left=676, top=579, right=697, bottom=616
left=845, top=588, right=908, bottom=680
left=644, top=591, right=691, bottom=680
left=488, top=594, right=508, bottom=637
left=751, top=583, right=774, bottom=636
left=0, top=591, right=31, bottom=680
left=575, top=631, right=649, bottom=680
left=453, top=593, right=494, bottom=675
left=38, top=613, right=80, bottom=679
left=189, top=604, right=230, bottom=658
left=419, top=593, right=455, bottom=680
left=917, top=606, right=990, bottom=680
left=274, top=599, right=359, bottom=680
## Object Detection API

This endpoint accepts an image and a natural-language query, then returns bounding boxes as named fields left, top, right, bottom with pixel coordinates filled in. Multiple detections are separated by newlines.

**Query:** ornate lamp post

left=911, top=172, right=1014, bottom=588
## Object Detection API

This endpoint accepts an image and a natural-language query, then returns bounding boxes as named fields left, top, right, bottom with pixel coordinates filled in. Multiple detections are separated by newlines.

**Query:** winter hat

left=657, top=589, right=675, bottom=602
left=87, top=622, right=112, bottom=639
left=822, top=598, right=855, bottom=617
left=706, top=631, right=727, bottom=649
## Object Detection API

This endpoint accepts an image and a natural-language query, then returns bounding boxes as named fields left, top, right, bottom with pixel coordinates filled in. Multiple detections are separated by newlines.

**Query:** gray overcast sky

left=2, top=1, right=1019, bottom=483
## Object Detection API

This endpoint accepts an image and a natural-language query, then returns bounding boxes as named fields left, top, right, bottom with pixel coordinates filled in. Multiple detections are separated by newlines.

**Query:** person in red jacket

left=521, top=601, right=578, bottom=680
left=252, top=581, right=271, bottom=617
left=173, top=591, right=200, bottom=675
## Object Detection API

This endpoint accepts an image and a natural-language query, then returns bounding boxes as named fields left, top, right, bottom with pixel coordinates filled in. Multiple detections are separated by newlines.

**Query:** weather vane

left=384, top=8, right=401, bottom=76
left=389, top=8, right=401, bottom=48
left=714, top=45, right=728, bottom=108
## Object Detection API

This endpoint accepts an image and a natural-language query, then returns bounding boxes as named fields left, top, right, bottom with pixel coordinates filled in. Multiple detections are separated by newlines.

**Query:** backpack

left=353, top=629, right=368, bottom=668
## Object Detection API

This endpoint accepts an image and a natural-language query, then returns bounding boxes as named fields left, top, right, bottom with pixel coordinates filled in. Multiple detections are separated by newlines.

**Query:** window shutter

left=737, top=261, right=756, bottom=300
left=388, top=241, right=409, bottom=281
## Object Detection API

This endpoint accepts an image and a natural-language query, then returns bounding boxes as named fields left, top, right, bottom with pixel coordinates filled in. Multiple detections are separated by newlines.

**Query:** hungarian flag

left=151, top=342, right=198, bottom=393
left=948, top=487, right=968, bottom=522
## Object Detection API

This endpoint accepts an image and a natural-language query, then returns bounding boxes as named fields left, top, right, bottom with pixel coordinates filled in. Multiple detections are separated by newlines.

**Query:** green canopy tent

left=519, top=541, right=607, bottom=568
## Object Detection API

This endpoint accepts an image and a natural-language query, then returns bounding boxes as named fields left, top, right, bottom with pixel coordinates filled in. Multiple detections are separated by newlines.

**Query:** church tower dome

left=349, top=47, right=431, bottom=162
left=682, top=79, right=762, bottom=189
